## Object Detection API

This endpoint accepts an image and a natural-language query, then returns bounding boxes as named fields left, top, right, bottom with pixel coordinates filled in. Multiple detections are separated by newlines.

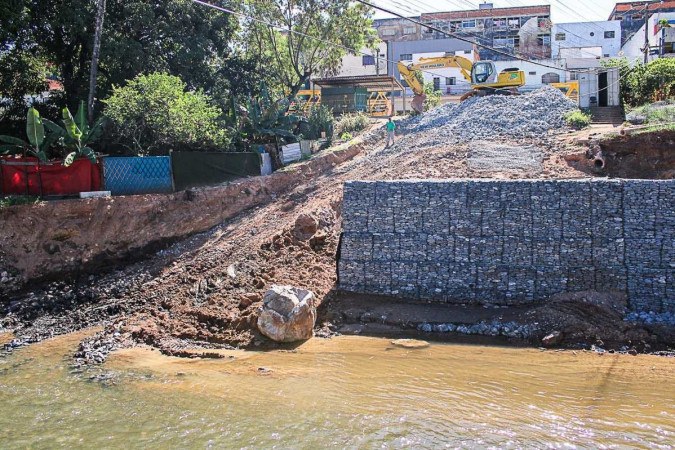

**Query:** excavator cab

left=471, top=61, right=497, bottom=85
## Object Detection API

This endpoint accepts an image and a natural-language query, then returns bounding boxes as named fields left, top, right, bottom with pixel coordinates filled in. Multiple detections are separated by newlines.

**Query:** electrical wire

left=190, top=0, right=623, bottom=98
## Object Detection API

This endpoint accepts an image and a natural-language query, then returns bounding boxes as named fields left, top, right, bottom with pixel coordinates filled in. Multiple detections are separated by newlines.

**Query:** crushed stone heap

left=396, top=86, right=578, bottom=149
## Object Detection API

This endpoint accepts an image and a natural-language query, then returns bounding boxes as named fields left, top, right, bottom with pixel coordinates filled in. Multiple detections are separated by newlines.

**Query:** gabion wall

left=338, top=179, right=674, bottom=313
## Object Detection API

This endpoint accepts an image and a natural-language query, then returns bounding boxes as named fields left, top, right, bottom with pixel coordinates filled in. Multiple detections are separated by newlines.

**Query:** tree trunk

left=88, top=0, right=106, bottom=123
left=286, top=72, right=311, bottom=103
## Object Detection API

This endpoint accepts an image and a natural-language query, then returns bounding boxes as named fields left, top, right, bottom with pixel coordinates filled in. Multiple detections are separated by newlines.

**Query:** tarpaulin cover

left=171, top=152, right=262, bottom=191
left=0, top=157, right=102, bottom=196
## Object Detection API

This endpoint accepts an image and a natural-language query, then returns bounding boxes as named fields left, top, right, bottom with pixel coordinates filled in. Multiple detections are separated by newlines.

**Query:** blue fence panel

left=103, top=156, right=174, bottom=195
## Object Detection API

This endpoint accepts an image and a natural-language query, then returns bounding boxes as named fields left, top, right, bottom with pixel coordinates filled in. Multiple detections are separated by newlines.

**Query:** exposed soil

left=565, top=129, right=675, bottom=179
left=1, top=123, right=673, bottom=363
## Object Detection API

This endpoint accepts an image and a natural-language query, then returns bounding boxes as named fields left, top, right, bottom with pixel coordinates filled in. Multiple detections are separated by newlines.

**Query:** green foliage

left=603, top=58, right=675, bottom=107
left=423, top=82, right=442, bottom=111
left=0, top=0, right=254, bottom=124
left=334, top=112, right=369, bottom=137
left=41, top=102, right=104, bottom=165
left=243, top=0, right=378, bottom=97
left=103, top=73, right=227, bottom=154
left=301, top=104, right=334, bottom=141
left=0, top=48, right=50, bottom=136
left=0, top=196, right=41, bottom=209
left=339, top=132, right=353, bottom=141
left=627, top=100, right=675, bottom=124
left=0, top=107, right=50, bottom=161
left=226, top=84, right=303, bottom=147
left=565, top=110, right=592, bottom=130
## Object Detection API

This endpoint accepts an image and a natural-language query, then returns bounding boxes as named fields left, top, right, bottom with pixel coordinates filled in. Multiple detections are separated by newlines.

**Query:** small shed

left=313, top=75, right=406, bottom=116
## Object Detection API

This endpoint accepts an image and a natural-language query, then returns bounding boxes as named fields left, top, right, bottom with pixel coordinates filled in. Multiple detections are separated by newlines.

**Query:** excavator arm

left=397, top=55, right=476, bottom=113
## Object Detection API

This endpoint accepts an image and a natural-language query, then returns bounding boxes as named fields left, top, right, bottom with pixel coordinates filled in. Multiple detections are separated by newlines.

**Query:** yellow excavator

left=398, top=55, right=526, bottom=113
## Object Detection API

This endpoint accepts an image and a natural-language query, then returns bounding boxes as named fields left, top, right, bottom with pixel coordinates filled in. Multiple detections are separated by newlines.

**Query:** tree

left=103, top=73, right=227, bottom=154
left=604, top=58, right=675, bottom=106
left=0, top=0, right=250, bottom=116
left=88, top=0, right=106, bottom=123
left=242, top=0, right=377, bottom=99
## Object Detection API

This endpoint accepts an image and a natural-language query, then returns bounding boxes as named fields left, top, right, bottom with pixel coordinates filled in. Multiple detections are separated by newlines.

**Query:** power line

left=359, top=0, right=602, bottom=74
left=190, top=0, right=622, bottom=98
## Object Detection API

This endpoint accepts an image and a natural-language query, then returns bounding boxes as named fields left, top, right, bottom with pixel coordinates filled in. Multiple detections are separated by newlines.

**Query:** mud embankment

left=0, top=145, right=363, bottom=287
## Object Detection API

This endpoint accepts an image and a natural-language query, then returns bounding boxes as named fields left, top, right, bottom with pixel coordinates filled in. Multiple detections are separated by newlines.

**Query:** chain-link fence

left=103, top=156, right=173, bottom=195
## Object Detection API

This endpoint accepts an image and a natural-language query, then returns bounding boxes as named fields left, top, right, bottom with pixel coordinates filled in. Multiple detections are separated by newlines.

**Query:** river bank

left=1, top=115, right=674, bottom=364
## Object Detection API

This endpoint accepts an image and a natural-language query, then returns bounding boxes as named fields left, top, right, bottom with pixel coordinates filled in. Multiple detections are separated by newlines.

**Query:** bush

left=334, top=112, right=369, bottom=137
left=103, top=73, right=227, bottom=154
left=339, top=132, right=353, bottom=141
left=603, top=58, right=675, bottom=107
left=626, top=100, right=675, bottom=125
left=565, top=110, right=592, bottom=129
left=304, top=104, right=334, bottom=140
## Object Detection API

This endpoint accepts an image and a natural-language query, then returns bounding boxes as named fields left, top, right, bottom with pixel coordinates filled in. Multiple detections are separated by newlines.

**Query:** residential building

left=336, top=42, right=389, bottom=77
left=621, top=12, right=675, bottom=61
left=373, top=17, right=423, bottom=42
left=419, top=3, right=553, bottom=60
left=609, top=1, right=675, bottom=45
left=551, top=21, right=622, bottom=58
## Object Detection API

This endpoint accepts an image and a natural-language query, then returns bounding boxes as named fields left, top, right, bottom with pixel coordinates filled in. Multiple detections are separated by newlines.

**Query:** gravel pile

left=395, top=86, right=577, bottom=150
left=467, top=141, right=543, bottom=173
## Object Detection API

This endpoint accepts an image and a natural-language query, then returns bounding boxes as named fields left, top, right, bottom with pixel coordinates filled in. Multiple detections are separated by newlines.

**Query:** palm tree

left=87, top=0, right=106, bottom=123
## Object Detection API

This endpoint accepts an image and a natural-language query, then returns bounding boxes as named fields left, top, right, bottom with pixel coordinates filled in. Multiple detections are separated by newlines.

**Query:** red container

left=0, top=156, right=102, bottom=196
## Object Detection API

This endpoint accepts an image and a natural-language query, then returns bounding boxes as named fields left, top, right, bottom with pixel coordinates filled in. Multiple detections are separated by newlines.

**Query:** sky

left=372, top=0, right=620, bottom=23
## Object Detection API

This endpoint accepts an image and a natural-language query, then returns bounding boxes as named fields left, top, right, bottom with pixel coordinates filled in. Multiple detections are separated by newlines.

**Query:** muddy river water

left=0, top=332, right=673, bottom=448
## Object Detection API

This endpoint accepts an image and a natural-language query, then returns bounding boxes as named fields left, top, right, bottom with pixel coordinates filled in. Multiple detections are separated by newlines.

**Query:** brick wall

left=338, top=179, right=674, bottom=313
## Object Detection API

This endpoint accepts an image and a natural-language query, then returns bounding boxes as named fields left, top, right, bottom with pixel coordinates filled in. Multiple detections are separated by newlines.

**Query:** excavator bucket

left=411, top=94, right=427, bottom=114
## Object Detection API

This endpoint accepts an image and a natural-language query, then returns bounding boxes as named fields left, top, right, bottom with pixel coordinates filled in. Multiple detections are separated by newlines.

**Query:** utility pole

left=643, top=3, right=650, bottom=64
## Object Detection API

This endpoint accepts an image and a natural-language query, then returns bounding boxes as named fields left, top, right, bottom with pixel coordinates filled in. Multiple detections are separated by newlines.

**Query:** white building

left=336, top=42, right=388, bottom=77
left=622, top=12, right=675, bottom=62
left=552, top=21, right=622, bottom=58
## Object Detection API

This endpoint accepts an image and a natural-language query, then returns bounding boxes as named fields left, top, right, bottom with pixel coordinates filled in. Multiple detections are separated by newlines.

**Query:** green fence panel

left=171, top=152, right=261, bottom=192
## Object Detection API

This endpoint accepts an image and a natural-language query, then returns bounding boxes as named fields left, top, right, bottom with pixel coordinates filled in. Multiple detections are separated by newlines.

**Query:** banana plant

left=43, top=101, right=104, bottom=166
left=241, top=85, right=304, bottom=145
left=0, top=107, right=53, bottom=161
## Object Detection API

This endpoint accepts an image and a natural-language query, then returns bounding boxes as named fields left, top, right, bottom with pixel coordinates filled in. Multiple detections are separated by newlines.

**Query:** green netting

left=171, top=152, right=261, bottom=191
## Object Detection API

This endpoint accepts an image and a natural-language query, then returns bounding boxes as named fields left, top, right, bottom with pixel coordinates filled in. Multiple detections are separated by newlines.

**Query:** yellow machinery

left=551, top=81, right=580, bottom=104
left=367, top=91, right=392, bottom=117
left=398, top=56, right=525, bottom=113
left=289, top=89, right=321, bottom=115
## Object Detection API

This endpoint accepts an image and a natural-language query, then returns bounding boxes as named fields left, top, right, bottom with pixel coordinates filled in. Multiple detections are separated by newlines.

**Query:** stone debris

left=467, top=141, right=544, bottom=174
left=417, top=320, right=534, bottom=339
left=394, top=86, right=577, bottom=150
left=257, top=285, right=317, bottom=343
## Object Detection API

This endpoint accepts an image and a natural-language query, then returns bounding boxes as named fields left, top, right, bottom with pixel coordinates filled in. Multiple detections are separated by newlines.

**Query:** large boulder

left=257, top=285, right=316, bottom=342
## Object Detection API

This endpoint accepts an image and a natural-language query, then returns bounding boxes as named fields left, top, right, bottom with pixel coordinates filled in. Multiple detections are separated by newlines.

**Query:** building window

left=403, top=26, right=416, bottom=35
left=381, top=28, right=396, bottom=36
left=538, top=35, right=551, bottom=46
left=604, top=54, right=610, bottom=57
left=542, top=72, right=560, bottom=84
left=632, top=14, right=643, bottom=21
left=604, top=31, right=615, bottom=39
left=508, top=18, right=520, bottom=29
left=446, top=77, right=456, bottom=85
left=400, top=53, right=412, bottom=61
left=462, top=20, right=476, bottom=29
left=433, top=77, right=441, bottom=91
left=424, top=23, right=434, bottom=34
left=555, top=33, right=566, bottom=41
left=362, top=55, right=375, bottom=66
left=529, top=71, right=537, bottom=76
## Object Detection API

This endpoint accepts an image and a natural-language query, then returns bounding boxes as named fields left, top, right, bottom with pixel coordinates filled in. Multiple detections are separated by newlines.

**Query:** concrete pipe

left=593, top=150, right=605, bottom=170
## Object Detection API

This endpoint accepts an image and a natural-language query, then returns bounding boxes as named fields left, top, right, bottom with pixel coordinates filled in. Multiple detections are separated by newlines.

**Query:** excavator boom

left=398, top=55, right=526, bottom=113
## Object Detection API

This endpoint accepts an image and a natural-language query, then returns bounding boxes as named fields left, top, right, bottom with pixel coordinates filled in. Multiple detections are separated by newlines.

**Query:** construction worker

left=385, top=117, right=396, bottom=148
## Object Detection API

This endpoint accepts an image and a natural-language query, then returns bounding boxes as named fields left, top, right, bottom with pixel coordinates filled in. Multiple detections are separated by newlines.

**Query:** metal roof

left=312, top=75, right=404, bottom=91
